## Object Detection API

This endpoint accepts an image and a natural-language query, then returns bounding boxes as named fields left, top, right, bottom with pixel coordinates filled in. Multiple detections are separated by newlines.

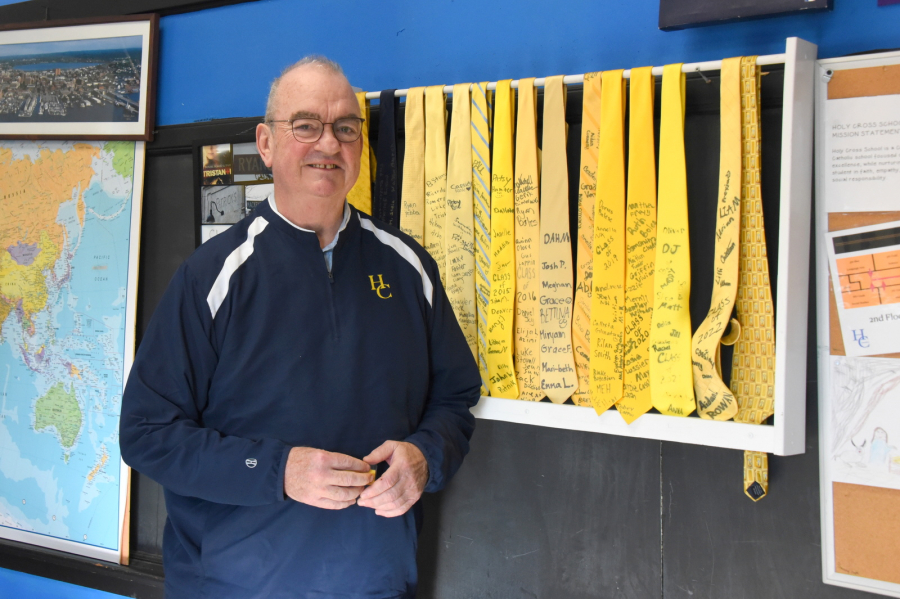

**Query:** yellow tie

left=617, top=66, right=657, bottom=424
left=732, top=56, right=775, bottom=502
left=513, top=78, right=542, bottom=401
left=472, top=82, right=493, bottom=395
left=571, top=72, right=601, bottom=407
left=424, top=85, right=448, bottom=284
left=486, top=79, right=518, bottom=399
left=346, top=91, right=372, bottom=215
left=589, top=70, right=626, bottom=415
left=446, top=83, right=477, bottom=358
left=400, top=87, right=426, bottom=244
left=650, top=64, right=694, bottom=417
left=691, top=57, right=743, bottom=422
left=539, top=75, right=577, bottom=403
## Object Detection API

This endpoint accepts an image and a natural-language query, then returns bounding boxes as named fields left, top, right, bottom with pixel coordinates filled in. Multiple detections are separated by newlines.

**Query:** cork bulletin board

left=815, top=51, right=900, bottom=597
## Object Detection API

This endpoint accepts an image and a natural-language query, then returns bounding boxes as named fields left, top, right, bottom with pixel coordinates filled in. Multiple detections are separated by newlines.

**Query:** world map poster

left=0, top=140, right=143, bottom=562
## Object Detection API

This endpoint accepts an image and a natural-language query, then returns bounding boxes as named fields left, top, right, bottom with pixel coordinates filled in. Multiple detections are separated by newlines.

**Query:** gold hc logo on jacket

left=369, top=274, right=392, bottom=299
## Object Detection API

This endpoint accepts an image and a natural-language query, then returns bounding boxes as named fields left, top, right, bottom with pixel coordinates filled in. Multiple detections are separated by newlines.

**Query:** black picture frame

left=659, top=0, right=833, bottom=31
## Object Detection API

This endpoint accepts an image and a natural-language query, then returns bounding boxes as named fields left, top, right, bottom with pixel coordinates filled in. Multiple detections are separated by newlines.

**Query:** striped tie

left=446, top=83, right=477, bottom=358
left=471, top=82, right=493, bottom=395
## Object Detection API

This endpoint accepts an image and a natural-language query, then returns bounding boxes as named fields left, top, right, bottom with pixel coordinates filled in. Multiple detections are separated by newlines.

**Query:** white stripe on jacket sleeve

left=207, top=216, right=269, bottom=318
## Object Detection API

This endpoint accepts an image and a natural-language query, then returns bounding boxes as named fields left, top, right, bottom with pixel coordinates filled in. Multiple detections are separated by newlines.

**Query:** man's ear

left=256, top=122, right=274, bottom=168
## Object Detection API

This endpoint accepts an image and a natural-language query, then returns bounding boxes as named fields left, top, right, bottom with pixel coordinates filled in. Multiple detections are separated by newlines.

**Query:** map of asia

left=0, top=140, right=142, bottom=561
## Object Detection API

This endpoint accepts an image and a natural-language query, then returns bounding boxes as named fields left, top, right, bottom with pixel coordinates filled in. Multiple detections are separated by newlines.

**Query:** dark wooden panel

left=0, top=0, right=258, bottom=24
left=136, top=151, right=196, bottom=344
left=659, top=0, right=832, bottom=31
left=418, top=420, right=662, bottom=599
left=0, top=538, right=164, bottom=597
left=661, top=233, right=874, bottom=598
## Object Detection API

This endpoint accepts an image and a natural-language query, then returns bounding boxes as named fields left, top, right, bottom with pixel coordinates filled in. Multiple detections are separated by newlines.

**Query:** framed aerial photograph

left=0, top=15, right=158, bottom=140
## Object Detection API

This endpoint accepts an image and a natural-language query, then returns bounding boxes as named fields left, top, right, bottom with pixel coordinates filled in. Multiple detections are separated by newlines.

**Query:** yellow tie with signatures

left=346, top=91, right=372, bottom=215
left=732, top=56, right=775, bottom=502
left=589, top=70, right=626, bottom=415
left=424, top=85, right=448, bottom=285
left=539, top=75, right=577, bottom=403
left=446, top=83, right=477, bottom=358
left=471, top=82, right=493, bottom=395
left=649, top=64, right=694, bottom=418
left=513, top=78, right=542, bottom=401
left=486, top=80, right=518, bottom=399
left=400, top=87, right=426, bottom=245
left=571, top=72, right=601, bottom=407
left=691, top=57, right=742, bottom=422
left=617, top=66, right=657, bottom=424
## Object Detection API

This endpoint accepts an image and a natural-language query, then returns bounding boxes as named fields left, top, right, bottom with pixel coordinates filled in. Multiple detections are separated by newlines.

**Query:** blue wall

left=157, top=0, right=900, bottom=126
left=0, top=567, right=125, bottom=598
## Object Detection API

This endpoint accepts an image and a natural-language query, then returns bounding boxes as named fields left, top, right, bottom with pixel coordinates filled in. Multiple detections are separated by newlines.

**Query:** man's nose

left=314, top=124, right=342, bottom=154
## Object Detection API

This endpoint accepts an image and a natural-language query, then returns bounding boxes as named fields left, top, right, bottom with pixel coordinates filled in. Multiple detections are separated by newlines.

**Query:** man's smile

left=308, top=163, right=340, bottom=170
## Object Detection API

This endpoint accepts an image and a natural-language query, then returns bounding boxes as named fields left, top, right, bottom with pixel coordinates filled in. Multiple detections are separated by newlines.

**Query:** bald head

left=265, top=56, right=354, bottom=123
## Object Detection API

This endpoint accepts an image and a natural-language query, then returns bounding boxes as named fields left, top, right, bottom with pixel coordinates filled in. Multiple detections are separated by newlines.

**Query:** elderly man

left=120, top=56, right=480, bottom=599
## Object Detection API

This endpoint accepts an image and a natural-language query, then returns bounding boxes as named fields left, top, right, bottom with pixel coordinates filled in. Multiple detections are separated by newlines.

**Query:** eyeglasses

left=267, top=117, right=365, bottom=143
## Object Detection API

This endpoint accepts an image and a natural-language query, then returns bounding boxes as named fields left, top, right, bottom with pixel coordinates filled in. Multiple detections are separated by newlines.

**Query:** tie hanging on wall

left=649, top=64, right=695, bottom=418
left=513, top=77, right=542, bottom=401
left=617, top=66, right=657, bottom=424
left=691, top=56, right=743, bottom=423
left=424, top=85, right=449, bottom=285
left=571, top=72, right=601, bottom=408
left=539, top=75, right=577, bottom=404
left=471, top=82, right=493, bottom=395
left=486, top=79, right=518, bottom=399
left=590, top=70, right=626, bottom=415
left=732, top=55, right=776, bottom=502
left=347, top=91, right=372, bottom=215
left=400, top=87, right=426, bottom=244
left=373, top=89, right=400, bottom=227
left=446, top=83, right=478, bottom=361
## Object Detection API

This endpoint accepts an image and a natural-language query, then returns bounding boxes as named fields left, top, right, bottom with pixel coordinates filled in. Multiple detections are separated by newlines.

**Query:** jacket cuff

left=275, top=444, right=292, bottom=502
left=404, top=432, right=439, bottom=493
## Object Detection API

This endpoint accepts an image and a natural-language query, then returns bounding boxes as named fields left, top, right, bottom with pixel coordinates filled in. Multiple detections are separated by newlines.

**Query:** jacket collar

left=264, top=193, right=352, bottom=251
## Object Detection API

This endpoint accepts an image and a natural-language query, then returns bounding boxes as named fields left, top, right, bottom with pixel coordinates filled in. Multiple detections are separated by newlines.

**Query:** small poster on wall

left=195, top=139, right=274, bottom=245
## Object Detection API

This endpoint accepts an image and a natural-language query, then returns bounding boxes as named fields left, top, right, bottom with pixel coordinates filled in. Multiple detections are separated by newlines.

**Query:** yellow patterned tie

left=649, top=64, right=694, bottom=417
left=424, top=85, right=448, bottom=284
left=472, top=82, right=492, bottom=395
left=572, top=72, right=601, bottom=407
left=346, top=91, right=372, bottom=215
left=691, top=57, right=743, bottom=422
left=540, top=75, right=577, bottom=403
left=617, top=66, right=656, bottom=424
left=400, top=87, right=426, bottom=244
left=486, top=80, right=518, bottom=399
left=732, top=56, right=775, bottom=502
left=446, top=83, right=477, bottom=357
left=513, top=78, right=542, bottom=401
left=589, top=70, right=626, bottom=415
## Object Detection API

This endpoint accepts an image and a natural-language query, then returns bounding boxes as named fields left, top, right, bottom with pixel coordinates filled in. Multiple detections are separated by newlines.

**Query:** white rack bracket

left=470, top=37, right=818, bottom=456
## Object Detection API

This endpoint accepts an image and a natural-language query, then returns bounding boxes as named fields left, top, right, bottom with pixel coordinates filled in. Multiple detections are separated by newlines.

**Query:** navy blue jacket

left=120, top=198, right=480, bottom=598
